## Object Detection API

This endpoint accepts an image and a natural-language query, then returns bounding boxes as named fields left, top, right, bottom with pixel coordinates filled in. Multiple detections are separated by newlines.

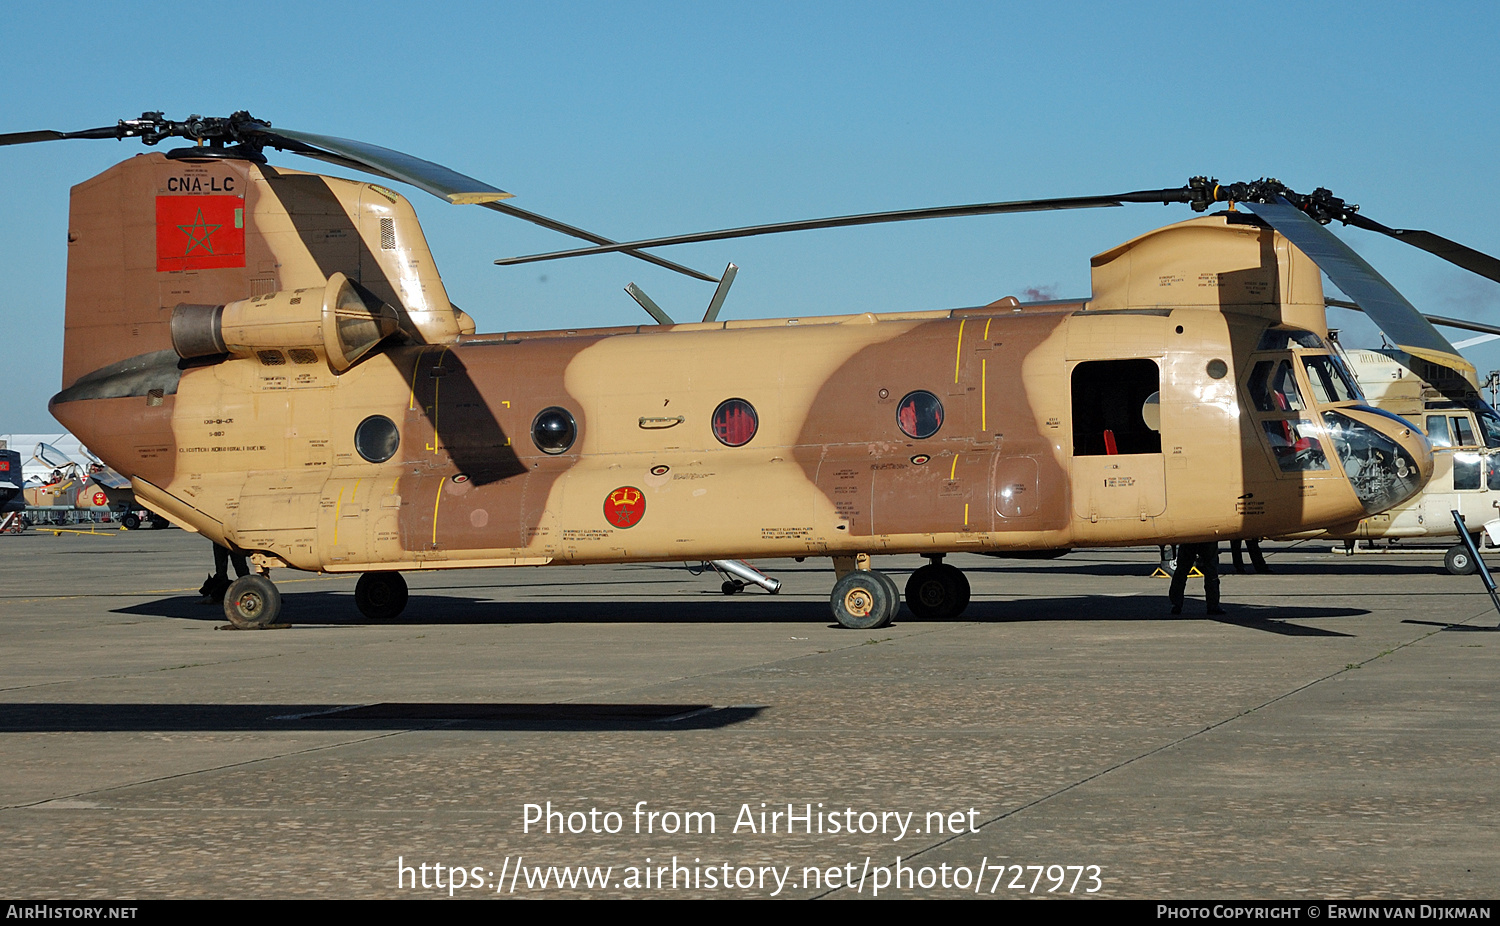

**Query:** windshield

left=1469, top=398, right=1500, bottom=449
left=1256, top=328, right=1327, bottom=351
left=1249, top=359, right=1306, bottom=412
left=1302, top=354, right=1362, bottom=405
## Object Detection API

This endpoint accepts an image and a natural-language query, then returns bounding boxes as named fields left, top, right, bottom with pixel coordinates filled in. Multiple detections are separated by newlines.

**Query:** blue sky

left=3, top=1, right=1498, bottom=431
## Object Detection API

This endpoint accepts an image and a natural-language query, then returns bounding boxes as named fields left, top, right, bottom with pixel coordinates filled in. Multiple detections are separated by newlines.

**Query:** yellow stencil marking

left=432, top=476, right=447, bottom=546
left=954, top=318, right=966, bottom=383
left=950, top=456, right=959, bottom=480
left=332, top=478, right=361, bottom=547
left=332, top=486, right=345, bottom=545
left=981, top=358, right=988, bottom=432
left=427, top=347, right=451, bottom=454
left=407, top=349, right=426, bottom=411
left=964, top=502, right=970, bottom=526
left=983, top=318, right=991, bottom=340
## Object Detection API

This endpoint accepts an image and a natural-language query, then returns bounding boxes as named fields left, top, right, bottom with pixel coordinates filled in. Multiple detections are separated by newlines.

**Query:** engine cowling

left=170, top=272, right=399, bottom=373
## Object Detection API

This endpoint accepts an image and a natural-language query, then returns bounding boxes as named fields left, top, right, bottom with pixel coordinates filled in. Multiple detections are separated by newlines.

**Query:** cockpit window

left=1470, top=400, right=1500, bottom=449
left=1302, top=355, right=1360, bottom=405
left=1263, top=420, right=1328, bottom=472
left=1425, top=415, right=1452, bottom=448
left=1249, top=360, right=1306, bottom=412
left=1256, top=328, right=1327, bottom=351
left=1426, top=414, right=1479, bottom=449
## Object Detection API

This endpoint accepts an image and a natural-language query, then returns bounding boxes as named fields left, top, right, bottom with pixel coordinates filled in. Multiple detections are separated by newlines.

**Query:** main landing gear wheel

left=121, top=513, right=140, bottom=530
left=224, top=574, right=282, bottom=629
left=905, top=563, right=971, bottom=619
left=830, top=570, right=899, bottom=630
left=1444, top=543, right=1479, bottom=576
left=356, top=571, right=409, bottom=620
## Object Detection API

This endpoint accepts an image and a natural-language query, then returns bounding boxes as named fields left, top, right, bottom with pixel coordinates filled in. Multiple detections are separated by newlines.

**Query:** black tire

left=1445, top=543, right=1479, bottom=576
left=904, top=563, right=971, bottom=619
left=121, top=513, right=141, bottom=530
left=830, top=569, right=896, bottom=630
left=355, top=572, right=409, bottom=620
left=870, top=569, right=902, bottom=625
left=224, top=574, right=282, bottom=628
left=721, top=580, right=745, bottom=595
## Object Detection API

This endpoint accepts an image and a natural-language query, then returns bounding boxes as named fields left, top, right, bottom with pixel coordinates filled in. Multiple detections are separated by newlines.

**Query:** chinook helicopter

left=5, top=111, right=1493, bottom=630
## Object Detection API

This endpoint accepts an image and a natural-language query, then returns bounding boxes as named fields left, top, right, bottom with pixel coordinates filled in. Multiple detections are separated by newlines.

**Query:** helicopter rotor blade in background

left=479, top=201, right=718, bottom=282
left=492, top=188, right=1208, bottom=267
left=1326, top=297, right=1500, bottom=339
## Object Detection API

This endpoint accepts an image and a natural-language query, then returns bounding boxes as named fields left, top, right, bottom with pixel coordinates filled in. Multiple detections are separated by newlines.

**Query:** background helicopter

left=5, top=111, right=1498, bottom=628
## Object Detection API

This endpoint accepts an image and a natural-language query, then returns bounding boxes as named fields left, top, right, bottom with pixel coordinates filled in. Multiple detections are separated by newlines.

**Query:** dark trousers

left=1231, top=538, right=1268, bottom=573
left=1169, top=542, right=1220, bottom=611
left=213, top=543, right=249, bottom=579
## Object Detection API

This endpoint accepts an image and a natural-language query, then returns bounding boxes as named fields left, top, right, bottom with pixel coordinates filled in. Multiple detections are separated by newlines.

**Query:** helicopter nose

left=1321, top=407, right=1433, bottom=515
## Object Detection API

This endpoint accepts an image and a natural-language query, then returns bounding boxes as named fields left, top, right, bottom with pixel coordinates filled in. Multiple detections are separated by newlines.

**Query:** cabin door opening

left=1069, top=358, right=1167, bottom=520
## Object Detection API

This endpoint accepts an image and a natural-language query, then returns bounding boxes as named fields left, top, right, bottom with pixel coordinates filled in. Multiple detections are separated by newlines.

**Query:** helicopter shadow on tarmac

left=967, top=560, right=1458, bottom=579
left=0, top=701, right=763, bottom=734
left=110, top=590, right=1363, bottom=636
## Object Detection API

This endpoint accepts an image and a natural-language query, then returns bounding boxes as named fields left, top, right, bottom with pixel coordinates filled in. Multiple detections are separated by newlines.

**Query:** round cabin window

left=712, top=398, right=759, bottom=447
left=896, top=390, right=944, bottom=439
left=532, top=406, right=578, bottom=454
left=354, top=415, right=400, bottom=463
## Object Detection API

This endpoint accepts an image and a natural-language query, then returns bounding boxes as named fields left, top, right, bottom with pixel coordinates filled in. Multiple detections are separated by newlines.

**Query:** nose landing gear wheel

left=355, top=572, right=409, bottom=620
left=830, top=569, right=899, bottom=629
left=1445, top=543, right=1479, bottom=576
left=904, top=563, right=971, bottom=619
left=224, top=574, right=282, bottom=629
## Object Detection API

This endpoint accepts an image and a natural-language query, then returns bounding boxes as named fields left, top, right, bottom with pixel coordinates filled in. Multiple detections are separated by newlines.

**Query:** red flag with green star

left=156, top=195, right=245, bottom=272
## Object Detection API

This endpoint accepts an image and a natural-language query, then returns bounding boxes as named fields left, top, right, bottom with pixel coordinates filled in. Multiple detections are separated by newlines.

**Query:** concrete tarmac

left=1, top=527, right=1496, bottom=899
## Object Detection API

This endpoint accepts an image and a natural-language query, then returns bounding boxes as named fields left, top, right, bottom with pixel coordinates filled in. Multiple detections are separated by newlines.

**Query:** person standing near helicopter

left=1169, top=542, right=1226, bottom=615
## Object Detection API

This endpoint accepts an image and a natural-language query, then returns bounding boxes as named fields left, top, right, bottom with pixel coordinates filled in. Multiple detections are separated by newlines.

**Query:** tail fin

left=61, top=152, right=465, bottom=389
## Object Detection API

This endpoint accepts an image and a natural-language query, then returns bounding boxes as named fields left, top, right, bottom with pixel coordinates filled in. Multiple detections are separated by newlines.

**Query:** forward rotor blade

left=1246, top=197, right=1473, bottom=382
left=251, top=125, right=513, bottom=205
left=1336, top=213, right=1500, bottom=285
left=494, top=188, right=1199, bottom=267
